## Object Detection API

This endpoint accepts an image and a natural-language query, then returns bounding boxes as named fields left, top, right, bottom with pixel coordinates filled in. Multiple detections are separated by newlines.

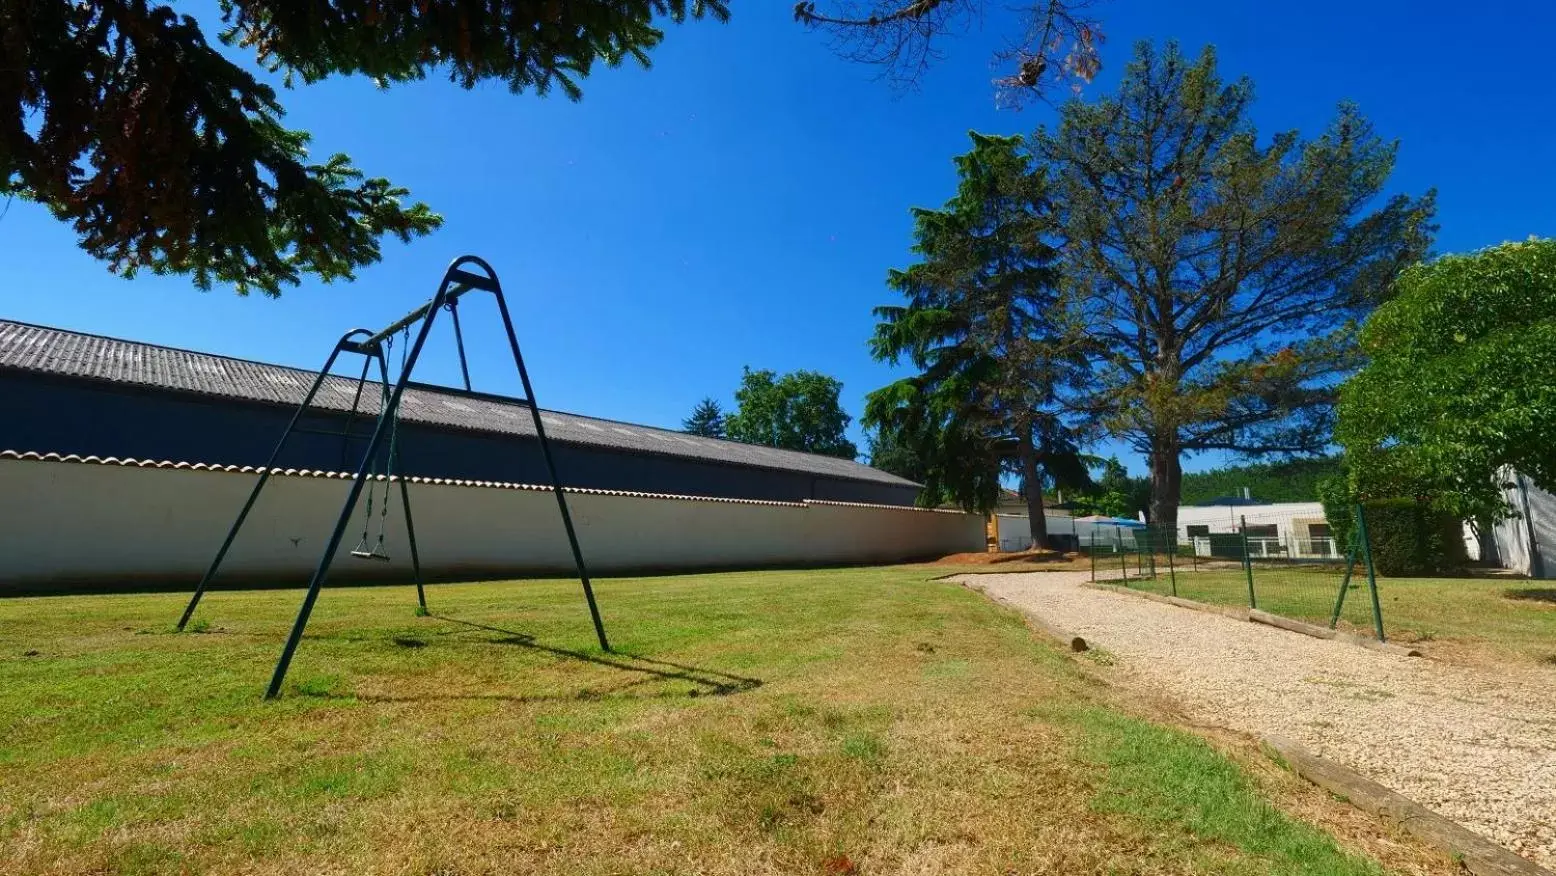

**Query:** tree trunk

left=1020, top=421, right=1049, bottom=549
left=1148, top=435, right=1182, bottom=528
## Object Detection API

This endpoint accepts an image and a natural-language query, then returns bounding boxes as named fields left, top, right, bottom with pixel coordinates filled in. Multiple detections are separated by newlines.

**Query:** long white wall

left=0, top=456, right=984, bottom=589
left=991, top=513, right=1102, bottom=550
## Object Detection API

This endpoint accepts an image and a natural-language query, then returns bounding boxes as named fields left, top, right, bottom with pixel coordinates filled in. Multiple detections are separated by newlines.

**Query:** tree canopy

left=865, top=132, right=1090, bottom=526
left=1032, top=41, right=1436, bottom=525
left=863, top=425, right=933, bottom=491
left=1337, top=238, right=1556, bottom=521
left=725, top=368, right=859, bottom=460
left=1178, top=456, right=1343, bottom=506
left=1064, top=457, right=1149, bottom=519
left=2, top=1, right=727, bottom=296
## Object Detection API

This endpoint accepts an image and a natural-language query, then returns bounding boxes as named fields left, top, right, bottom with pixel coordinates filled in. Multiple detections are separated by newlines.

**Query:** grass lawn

left=1368, top=576, right=1556, bottom=663
left=1109, top=564, right=1556, bottom=665
left=1, top=567, right=1451, bottom=875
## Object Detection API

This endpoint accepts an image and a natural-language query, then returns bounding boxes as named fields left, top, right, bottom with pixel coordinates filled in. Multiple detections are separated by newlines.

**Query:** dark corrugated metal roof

left=0, top=320, right=917, bottom=489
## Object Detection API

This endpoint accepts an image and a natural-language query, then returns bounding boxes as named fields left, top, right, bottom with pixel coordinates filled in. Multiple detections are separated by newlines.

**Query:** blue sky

left=2, top=0, right=1552, bottom=475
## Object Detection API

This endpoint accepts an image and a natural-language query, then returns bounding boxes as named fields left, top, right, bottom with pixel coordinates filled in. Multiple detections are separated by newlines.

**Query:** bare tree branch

left=794, top=1, right=1104, bottom=104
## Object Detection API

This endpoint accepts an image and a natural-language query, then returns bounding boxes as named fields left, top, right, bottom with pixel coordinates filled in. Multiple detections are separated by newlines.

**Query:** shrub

left=1360, top=498, right=1467, bottom=576
left=1205, top=533, right=1246, bottom=559
left=1315, top=475, right=1355, bottom=554
left=1338, top=239, right=1556, bottom=523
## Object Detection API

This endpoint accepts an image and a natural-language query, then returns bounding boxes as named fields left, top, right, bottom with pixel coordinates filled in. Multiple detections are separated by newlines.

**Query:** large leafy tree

left=725, top=368, right=859, bottom=460
left=1067, top=457, right=1149, bottom=519
left=2, top=1, right=727, bottom=296
left=1032, top=41, right=1436, bottom=527
left=681, top=397, right=727, bottom=438
left=865, top=132, right=1090, bottom=538
left=1337, top=239, right=1556, bottom=521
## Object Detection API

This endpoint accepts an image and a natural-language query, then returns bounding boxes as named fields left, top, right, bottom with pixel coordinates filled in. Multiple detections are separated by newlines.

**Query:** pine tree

left=2, top=1, right=728, bottom=296
left=682, top=397, right=727, bottom=438
left=1033, top=42, right=1435, bottom=526
left=865, top=132, right=1091, bottom=541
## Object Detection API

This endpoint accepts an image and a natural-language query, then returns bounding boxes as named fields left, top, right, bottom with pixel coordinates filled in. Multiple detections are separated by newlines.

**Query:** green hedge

left=1316, top=475, right=1355, bottom=553
left=1206, top=533, right=1246, bottom=559
left=1360, top=498, right=1467, bottom=576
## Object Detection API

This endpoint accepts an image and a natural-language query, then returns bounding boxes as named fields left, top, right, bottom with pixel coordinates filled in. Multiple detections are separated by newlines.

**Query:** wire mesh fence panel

left=1237, top=508, right=1382, bottom=636
left=1087, top=507, right=1387, bottom=640
left=1085, top=526, right=1174, bottom=596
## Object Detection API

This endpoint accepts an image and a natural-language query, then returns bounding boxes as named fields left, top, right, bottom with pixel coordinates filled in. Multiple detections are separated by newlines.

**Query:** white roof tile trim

left=0, top=450, right=971, bottom=515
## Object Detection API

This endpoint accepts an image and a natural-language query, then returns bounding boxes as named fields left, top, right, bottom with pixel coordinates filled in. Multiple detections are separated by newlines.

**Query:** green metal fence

left=1084, top=504, right=1386, bottom=640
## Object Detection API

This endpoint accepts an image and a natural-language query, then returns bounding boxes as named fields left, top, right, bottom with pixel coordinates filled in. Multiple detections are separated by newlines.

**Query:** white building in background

left=1480, top=472, right=1556, bottom=578
left=1174, top=495, right=1338, bottom=560
left=987, top=490, right=1336, bottom=557
left=991, top=512, right=1141, bottom=552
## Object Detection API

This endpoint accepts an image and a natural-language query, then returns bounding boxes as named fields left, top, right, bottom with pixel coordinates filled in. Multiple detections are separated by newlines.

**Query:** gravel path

left=961, top=571, right=1556, bottom=868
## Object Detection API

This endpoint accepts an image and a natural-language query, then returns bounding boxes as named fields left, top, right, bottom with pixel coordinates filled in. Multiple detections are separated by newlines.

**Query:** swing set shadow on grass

left=340, top=614, right=766, bottom=704
left=175, top=256, right=616, bottom=700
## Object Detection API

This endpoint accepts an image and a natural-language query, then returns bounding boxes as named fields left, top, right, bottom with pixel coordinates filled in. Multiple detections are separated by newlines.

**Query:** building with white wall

left=1175, top=501, right=1336, bottom=559
left=0, top=321, right=994, bottom=590
left=0, top=452, right=985, bottom=591
left=1481, top=472, right=1556, bottom=578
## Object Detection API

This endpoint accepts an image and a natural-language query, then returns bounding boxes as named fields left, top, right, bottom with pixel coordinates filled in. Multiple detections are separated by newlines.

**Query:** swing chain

left=372, top=328, right=410, bottom=550
left=351, top=332, right=402, bottom=562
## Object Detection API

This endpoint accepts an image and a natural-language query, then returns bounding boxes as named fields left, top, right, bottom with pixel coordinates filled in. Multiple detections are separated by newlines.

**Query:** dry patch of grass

left=0, top=568, right=1453, bottom=874
left=913, top=549, right=1095, bottom=575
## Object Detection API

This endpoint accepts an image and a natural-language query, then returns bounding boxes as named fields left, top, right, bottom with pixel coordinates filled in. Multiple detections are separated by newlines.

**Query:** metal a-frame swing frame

left=178, top=255, right=610, bottom=699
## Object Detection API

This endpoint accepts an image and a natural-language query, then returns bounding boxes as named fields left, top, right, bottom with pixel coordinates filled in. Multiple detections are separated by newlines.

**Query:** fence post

left=1329, top=525, right=1359, bottom=629
left=1355, top=503, right=1386, bottom=641
left=1240, top=515, right=1257, bottom=609
left=1117, top=528, right=1128, bottom=582
left=1166, top=526, right=1178, bottom=597
left=1089, top=531, right=1096, bottom=583
left=1145, top=526, right=1157, bottom=579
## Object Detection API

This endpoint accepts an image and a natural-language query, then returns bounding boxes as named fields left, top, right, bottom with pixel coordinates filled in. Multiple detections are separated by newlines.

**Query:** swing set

left=177, top=256, right=610, bottom=699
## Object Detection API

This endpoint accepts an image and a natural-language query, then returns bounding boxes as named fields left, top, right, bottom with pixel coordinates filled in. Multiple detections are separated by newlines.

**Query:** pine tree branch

left=2, top=1, right=724, bottom=295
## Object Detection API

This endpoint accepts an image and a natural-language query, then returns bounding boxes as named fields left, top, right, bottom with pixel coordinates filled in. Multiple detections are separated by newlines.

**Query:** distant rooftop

left=0, top=320, right=917, bottom=489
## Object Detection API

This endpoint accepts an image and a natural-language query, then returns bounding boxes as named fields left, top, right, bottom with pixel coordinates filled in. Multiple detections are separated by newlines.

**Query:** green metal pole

left=1166, top=527, right=1178, bottom=597
left=1089, top=531, right=1096, bottom=582
left=492, top=271, right=610, bottom=654
left=1329, top=539, right=1357, bottom=629
left=1146, top=526, right=1157, bottom=580
left=1241, top=515, right=1257, bottom=609
left=1117, top=528, right=1127, bottom=582
left=177, top=331, right=370, bottom=631
left=1356, top=503, right=1386, bottom=642
left=265, top=322, right=445, bottom=700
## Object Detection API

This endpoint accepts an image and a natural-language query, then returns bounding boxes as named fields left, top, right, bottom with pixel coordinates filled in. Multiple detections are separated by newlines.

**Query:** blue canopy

left=1076, top=515, right=1147, bottom=528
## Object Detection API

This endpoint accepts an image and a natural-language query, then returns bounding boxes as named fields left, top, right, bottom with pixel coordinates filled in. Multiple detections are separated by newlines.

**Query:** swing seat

left=350, top=548, right=392, bottom=562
